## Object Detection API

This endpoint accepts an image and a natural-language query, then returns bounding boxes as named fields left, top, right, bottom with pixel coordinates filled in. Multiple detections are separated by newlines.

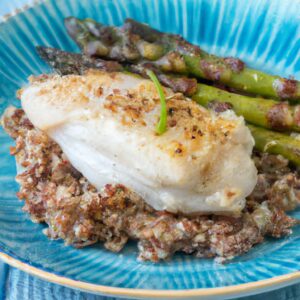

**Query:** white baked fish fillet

left=20, top=70, right=257, bottom=214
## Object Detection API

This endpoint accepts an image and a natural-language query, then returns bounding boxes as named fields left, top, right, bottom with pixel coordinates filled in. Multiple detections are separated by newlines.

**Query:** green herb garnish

left=146, top=70, right=167, bottom=135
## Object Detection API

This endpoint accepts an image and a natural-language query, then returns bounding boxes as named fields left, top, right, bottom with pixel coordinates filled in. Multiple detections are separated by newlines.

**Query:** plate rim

left=0, top=0, right=45, bottom=23
left=1, top=0, right=300, bottom=298
left=1, top=251, right=300, bottom=298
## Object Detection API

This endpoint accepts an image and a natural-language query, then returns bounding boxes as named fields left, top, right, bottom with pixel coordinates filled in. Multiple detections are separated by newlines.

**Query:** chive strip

left=146, top=70, right=167, bottom=135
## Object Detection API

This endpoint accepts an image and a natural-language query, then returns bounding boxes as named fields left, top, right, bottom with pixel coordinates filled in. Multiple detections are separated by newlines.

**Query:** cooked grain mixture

left=2, top=107, right=300, bottom=262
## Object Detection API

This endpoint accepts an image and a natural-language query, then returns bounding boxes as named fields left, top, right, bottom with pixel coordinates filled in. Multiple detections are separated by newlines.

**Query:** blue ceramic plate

left=0, top=0, right=300, bottom=298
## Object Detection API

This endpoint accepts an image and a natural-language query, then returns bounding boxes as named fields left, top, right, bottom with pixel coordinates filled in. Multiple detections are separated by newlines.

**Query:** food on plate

left=65, top=17, right=300, bottom=101
left=13, top=70, right=257, bottom=214
left=193, top=84, right=300, bottom=132
left=247, top=125, right=300, bottom=167
left=1, top=17, right=300, bottom=262
left=39, top=47, right=300, bottom=133
left=38, top=47, right=300, bottom=165
left=37, top=46, right=198, bottom=96
left=2, top=107, right=299, bottom=261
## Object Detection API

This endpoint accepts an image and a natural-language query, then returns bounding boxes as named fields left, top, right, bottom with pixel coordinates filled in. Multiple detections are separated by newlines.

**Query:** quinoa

left=1, top=107, right=299, bottom=262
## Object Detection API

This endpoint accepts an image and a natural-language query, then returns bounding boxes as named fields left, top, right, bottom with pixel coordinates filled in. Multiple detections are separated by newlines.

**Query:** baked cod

left=20, top=70, right=257, bottom=214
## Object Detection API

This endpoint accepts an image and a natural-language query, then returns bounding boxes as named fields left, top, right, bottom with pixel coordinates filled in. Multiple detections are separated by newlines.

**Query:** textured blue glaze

left=5, top=266, right=300, bottom=300
left=0, top=0, right=300, bottom=291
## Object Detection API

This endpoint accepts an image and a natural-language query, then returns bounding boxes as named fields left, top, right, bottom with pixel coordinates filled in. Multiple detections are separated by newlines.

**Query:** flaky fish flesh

left=19, top=70, right=257, bottom=214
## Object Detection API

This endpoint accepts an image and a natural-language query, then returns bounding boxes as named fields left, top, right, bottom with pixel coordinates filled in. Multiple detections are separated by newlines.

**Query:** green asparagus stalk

left=36, top=46, right=197, bottom=96
left=192, top=83, right=300, bottom=132
left=248, top=125, right=300, bottom=166
left=36, top=46, right=123, bottom=75
left=65, top=17, right=300, bottom=101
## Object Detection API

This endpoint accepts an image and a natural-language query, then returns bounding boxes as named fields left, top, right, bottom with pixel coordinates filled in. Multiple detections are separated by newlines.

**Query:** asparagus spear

left=248, top=125, right=300, bottom=166
left=36, top=46, right=123, bottom=75
left=65, top=17, right=300, bottom=101
left=207, top=101, right=300, bottom=166
left=36, top=46, right=197, bottom=96
left=193, top=83, right=300, bottom=132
